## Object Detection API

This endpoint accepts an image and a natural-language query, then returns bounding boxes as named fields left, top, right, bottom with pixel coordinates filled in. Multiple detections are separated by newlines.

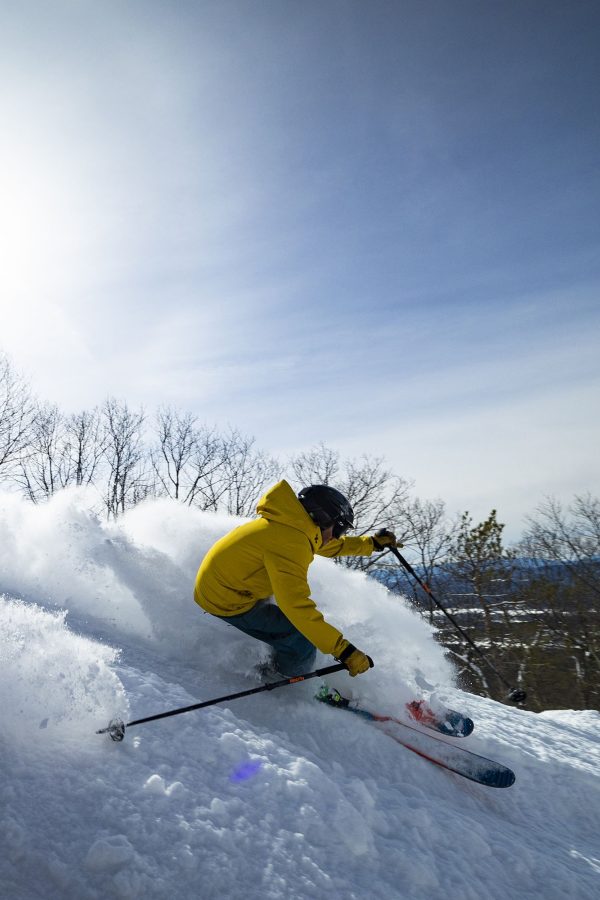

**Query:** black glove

left=371, top=528, right=401, bottom=552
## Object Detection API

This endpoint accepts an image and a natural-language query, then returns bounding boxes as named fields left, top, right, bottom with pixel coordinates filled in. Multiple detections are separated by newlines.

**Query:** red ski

left=405, top=699, right=474, bottom=737
left=316, top=686, right=515, bottom=789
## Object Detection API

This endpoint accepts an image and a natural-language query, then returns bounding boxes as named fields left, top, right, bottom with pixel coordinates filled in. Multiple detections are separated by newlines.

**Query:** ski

left=405, top=698, right=474, bottom=737
left=316, top=686, right=515, bottom=789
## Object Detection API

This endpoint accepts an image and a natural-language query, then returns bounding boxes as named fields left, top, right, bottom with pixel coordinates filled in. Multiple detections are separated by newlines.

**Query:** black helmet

left=297, top=485, right=354, bottom=538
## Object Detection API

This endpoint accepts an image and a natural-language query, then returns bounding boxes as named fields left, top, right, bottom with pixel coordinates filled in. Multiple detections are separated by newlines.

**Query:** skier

left=194, top=479, right=399, bottom=678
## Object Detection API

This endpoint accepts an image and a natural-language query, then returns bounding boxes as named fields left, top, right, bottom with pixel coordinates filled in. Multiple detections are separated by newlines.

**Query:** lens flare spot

left=230, top=759, right=263, bottom=783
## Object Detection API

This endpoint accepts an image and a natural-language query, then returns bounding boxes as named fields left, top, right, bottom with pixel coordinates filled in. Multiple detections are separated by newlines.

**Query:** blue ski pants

left=216, top=600, right=317, bottom=676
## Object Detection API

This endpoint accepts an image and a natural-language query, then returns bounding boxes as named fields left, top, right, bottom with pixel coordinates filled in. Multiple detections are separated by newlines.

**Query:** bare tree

left=290, top=442, right=341, bottom=486
left=288, top=443, right=411, bottom=570
left=404, top=497, right=459, bottom=581
left=383, top=497, right=459, bottom=612
left=64, top=407, right=105, bottom=488
left=102, top=397, right=146, bottom=518
left=151, top=406, right=198, bottom=501
left=520, top=495, right=600, bottom=601
left=344, top=454, right=410, bottom=534
left=16, top=403, right=69, bottom=502
left=188, top=428, right=232, bottom=511
left=16, top=404, right=106, bottom=503
left=150, top=406, right=223, bottom=508
left=290, top=443, right=410, bottom=531
left=0, top=352, right=34, bottom=478
left=219, top=428, right=282, bottom=517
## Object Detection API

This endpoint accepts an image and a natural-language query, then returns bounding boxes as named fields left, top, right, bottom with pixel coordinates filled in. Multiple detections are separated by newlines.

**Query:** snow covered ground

left=1, top=488, right=598, bottom=900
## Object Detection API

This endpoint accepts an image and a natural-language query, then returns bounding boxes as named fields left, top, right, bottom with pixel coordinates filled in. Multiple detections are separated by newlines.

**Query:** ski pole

left=96, top=662, right=347, bottom=742
left=389, top=547, right=527, bottom=704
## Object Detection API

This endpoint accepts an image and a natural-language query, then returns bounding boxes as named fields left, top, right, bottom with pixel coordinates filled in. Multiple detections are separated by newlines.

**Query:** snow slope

left=1, top=489, right=598, bottom=900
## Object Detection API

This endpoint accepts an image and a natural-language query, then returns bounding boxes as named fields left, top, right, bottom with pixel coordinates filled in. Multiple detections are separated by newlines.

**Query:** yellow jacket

left=194, top=480, right=375, bottom=657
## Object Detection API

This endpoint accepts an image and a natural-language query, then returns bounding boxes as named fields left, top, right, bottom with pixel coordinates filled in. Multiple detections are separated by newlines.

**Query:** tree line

left=0, top=354, right=411, bottom=524
left=382, top=502, right=600, bottom=713
left=1, top=353, right=598, bottom=711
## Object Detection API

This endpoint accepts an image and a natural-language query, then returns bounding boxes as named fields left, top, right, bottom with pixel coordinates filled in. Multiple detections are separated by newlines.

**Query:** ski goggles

left=332, top=516, right=353, bottom=539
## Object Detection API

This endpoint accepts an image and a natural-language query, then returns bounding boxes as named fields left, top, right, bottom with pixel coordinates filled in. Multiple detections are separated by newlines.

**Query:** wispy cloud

left=1, top=1, right=599, bottom=538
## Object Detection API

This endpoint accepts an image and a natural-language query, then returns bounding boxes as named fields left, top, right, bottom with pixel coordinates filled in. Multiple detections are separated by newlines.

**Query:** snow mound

left=0, top=597, right=127, bottom=746
left=1, top=489, right=599, bottom=900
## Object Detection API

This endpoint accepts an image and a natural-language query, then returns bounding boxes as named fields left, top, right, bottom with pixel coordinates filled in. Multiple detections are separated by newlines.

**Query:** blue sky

left=1, top=0, right=599, bottom=540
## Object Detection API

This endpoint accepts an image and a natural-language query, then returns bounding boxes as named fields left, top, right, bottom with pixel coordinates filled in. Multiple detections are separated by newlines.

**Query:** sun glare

left=0, top=143, right=75, bottom=297
left=0, top=133, right=94, bottom=377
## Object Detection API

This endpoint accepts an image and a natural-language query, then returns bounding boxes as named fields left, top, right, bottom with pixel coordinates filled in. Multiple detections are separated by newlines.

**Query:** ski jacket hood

left=194, top=480, right=374, bottom=657
left=255, top=479, right=324, bottom=550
